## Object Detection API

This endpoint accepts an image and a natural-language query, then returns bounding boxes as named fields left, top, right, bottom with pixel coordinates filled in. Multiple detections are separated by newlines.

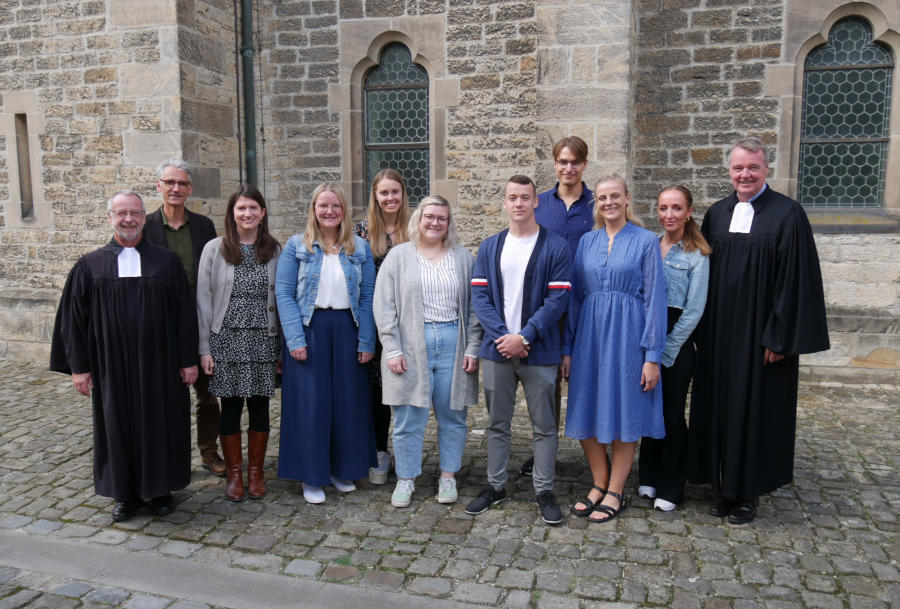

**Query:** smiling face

left=594, top=179, right=629, bottom=227
left=314, top=189, right=344, bottom=233
left=503, top=181, right=538, bottom=226
left=232, top=196, right=265, bottom=235
left=657, top=189, right=692, bottom=240
left=108, top=194, right=146, bottom=247
left=156, top=166, right=193, bottom=208
left=374, top=178, right=404, bottom=218
left=554, top=146, right=587, bottom=188
left=418, top=203, right=450, bottom=245
left=729, top=146, right=769, bottom=201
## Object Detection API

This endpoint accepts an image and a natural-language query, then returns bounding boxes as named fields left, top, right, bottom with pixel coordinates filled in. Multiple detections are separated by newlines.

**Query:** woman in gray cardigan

left=374, top=196, right=482, bottom=508
left=197, top=185, right=280, bottom=502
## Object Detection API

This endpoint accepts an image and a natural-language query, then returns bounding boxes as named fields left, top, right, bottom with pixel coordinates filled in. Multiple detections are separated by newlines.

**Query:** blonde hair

left=593, top=174, right=644, bottom=229
left=408, top=195, right=458, bottom=248
left=658, top=185, right=711, bottom=256
left=366, top=169, right=411, bottom=258
left=303, top=183, right=356, bottom=254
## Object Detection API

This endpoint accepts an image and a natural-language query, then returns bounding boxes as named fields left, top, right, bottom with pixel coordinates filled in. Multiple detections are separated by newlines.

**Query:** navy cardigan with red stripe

left=471, top=226, right=572, bottom=365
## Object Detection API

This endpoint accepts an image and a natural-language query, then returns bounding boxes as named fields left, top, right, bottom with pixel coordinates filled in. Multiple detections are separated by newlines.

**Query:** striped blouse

left=417, top=249, right=459, bottom=322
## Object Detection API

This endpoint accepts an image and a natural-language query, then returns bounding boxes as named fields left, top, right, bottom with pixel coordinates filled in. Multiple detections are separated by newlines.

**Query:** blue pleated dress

left=564, top=223, right=668, bottom=443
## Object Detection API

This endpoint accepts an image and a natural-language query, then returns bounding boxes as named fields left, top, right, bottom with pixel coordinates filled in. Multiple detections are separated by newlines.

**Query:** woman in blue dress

left=562, top=174, right=667, bottom=523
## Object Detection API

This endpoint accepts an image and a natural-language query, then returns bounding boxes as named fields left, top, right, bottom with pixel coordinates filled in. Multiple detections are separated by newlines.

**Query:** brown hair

left=552, top=136, right=588, bottom=163
left=303, top=183, right=356, bottom=254
left=506, top=174, right=537, bottom=196
left=366, top=168, right=411, bottom=258
left=658, top=185, right=711, bottom=256
left=592, top=174, right=644, bottom=228
left=221, top=185, right=280, bottom=264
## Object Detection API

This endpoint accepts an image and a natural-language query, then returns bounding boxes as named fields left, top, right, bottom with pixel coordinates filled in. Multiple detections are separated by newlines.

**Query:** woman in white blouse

left=374, top=196, right=482, bottom=508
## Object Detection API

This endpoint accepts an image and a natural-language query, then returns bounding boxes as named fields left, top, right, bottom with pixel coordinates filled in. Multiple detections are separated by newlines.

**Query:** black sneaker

left=536, top=490, right=563, bottom=525
left=464, top=485, right=506, bottom=515
left=519, top=456, right=534, bottom=476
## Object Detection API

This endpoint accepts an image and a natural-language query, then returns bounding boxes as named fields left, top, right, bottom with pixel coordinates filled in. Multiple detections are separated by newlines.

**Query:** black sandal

left=571, top=485, right=607, bottom=517
left=587, top=489, right=628, bottom=523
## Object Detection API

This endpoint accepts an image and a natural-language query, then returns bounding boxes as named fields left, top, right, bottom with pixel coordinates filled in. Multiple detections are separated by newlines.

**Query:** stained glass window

left=799, top=18, right=893, bottom=208
left=365, top=44, right=429, bottom=205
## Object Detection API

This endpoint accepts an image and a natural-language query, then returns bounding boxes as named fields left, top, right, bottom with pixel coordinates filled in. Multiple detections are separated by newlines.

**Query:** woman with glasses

left=562, top=175, right=667, bottom=523
left=276, top=183, right=377, bottom=504
left=373, top=196, right=482, bottom=508
left=196, top=185, right=281, bottom=502
left=354, top=169, right=412, bottom=485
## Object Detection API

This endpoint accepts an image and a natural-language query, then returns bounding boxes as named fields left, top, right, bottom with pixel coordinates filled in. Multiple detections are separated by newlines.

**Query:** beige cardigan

left=196, top=237, right=280, bottom=356
left=374, top=242, right=482, bottom=410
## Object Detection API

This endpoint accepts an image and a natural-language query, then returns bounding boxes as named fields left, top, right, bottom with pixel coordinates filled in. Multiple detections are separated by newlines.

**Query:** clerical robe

left=688, top=186, right=830, bottom=500
left=50, top=240, right=198, bottom=501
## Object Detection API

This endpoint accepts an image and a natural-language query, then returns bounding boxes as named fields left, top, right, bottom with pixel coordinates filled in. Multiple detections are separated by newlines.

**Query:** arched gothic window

left=365, top=43, right=429, bottom=205
left=798, top=18, right=893, bottom=208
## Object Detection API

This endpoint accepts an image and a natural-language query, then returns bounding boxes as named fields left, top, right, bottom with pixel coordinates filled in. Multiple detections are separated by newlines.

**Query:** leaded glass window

left=798, top=18, right=893, bottom=208
left=365, top=44, right=429, bottom=205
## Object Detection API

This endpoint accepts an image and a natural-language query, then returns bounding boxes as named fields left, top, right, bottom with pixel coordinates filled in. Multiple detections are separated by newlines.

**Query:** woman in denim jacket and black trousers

left=638, top=185, right=710, bottom=512
left=275, top=183, right=377, bottom=505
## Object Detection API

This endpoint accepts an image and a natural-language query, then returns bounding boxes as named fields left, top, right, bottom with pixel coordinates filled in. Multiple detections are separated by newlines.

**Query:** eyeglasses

left=422, top=214, right=449, bottom=225
left=160, top=179, right=191, bottom=188
left=111, top=209, right=145, bottom=219
left=555, top=160, right=585, bottom=168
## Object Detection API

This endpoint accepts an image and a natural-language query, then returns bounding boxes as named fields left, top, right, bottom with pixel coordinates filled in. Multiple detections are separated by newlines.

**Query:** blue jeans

left=392, top=321, right=468, bottom=479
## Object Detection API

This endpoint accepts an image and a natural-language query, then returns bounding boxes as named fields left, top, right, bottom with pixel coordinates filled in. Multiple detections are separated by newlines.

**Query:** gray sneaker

left=369, top=450, right=391, bottom=485
left=436, top=477, right=458, bottom=504
left=391, top=479, right=415, bottom=508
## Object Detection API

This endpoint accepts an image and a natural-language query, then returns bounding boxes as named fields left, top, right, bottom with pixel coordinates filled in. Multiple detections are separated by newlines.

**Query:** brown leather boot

left=247, top=430, right=269, bottom=500
left=220, top=433, right=244, bottom=502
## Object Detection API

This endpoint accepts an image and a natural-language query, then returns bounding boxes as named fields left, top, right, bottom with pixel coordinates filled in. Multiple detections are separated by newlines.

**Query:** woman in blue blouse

left=562, top=175, right=667, bottom=523
left=275, top=183, right=377, bottom=504
left=637, top=185, right=710, bottom=511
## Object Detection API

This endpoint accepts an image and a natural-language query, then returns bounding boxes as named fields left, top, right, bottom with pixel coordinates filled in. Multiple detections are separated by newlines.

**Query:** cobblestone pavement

left=0, top=357, right=897, bottom=608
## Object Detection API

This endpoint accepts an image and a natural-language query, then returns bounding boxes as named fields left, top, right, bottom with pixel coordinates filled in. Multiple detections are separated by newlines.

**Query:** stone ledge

left=800, top=364, right=900, bottom=385
left=808, top=209, right=900, bottom=234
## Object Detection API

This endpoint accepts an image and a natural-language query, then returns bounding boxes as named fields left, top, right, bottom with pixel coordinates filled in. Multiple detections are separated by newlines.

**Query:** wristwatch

left=518, top=334, right=530, bottom=347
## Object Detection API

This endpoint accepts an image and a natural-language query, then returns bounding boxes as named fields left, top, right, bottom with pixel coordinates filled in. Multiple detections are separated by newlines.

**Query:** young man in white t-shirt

left=467, top=175, right=572, bottom=525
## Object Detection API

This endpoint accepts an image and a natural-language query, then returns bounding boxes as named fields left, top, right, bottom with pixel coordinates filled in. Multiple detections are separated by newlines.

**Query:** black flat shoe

left=727, top=497, right=758, bottom=525
left=709, top=495, right=735, bottom=517
left=149, top=494, right=174, bottom=516
left=571, top=485, right=606, bottom=517
left=111, top=500, right=140, bottom=522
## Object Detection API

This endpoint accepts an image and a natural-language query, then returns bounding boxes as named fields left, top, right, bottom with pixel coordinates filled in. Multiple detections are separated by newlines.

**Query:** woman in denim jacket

left=275, top=183, right=377, bottom=505
left=638, top=185, right=710, bottom=512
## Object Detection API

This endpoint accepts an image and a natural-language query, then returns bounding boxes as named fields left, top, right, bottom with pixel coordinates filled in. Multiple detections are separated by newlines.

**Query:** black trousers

left=638, top=308, right=694, bottom=504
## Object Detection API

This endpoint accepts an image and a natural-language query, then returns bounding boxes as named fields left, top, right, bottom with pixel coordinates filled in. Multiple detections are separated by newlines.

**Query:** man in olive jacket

left=143, top=159, right=224, bottom=476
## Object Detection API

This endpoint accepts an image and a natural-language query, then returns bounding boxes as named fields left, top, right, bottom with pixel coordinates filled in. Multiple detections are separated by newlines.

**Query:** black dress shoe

left=727, top=497, right=758, bottom=525
left=149, top=494, right=174, bottom=516
left=709, top=495, right=735, bottom=517
left=520, top=456, right=534, bottom=477
left=111, top=500, right=140, bottom=522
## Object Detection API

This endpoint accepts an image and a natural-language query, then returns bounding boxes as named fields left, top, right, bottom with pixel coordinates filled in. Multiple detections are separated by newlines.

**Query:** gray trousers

left=482, top=358, right=558, bottom=493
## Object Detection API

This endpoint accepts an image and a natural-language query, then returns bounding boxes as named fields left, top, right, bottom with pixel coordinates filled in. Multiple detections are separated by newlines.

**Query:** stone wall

left=632, top=0, right=783, bottom=218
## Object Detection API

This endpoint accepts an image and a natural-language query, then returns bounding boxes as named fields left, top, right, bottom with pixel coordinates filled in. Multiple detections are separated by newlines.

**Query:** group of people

left=51, top=135, right=829, bottom=527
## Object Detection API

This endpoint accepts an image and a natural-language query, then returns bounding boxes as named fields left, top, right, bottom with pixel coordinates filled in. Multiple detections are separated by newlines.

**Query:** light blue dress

left=563, top=223, right=668, bottom=443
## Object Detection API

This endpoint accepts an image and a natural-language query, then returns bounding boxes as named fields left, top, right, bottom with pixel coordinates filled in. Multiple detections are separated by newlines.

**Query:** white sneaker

left=436, top=477, right=458, bottom=504
left=302, top=483, right=325, bottom=504
left=331, top=476, right=356, bottom=493
left=369, top=451, right=391, bottom=485
left=391, top=479, right=415, bottom=508
left=654, top=497, right=677, bottom=512
left=638, top=485, right=657, bottom=500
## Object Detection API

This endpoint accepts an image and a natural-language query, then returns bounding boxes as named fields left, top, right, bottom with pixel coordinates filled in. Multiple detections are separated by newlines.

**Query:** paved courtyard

left=0, top=357, right=897, bottom=608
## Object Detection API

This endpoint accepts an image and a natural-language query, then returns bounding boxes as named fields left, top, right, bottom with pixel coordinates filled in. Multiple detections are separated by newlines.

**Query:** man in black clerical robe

left=689, top=137, right=830, bottom=524
left=50, top=190, right=198, bottom=523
